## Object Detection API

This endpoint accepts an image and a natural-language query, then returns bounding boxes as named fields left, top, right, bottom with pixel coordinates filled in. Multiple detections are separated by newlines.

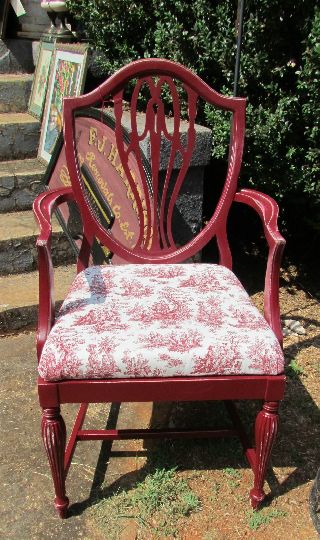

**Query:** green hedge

left=67, top=0, right=319, bottom=236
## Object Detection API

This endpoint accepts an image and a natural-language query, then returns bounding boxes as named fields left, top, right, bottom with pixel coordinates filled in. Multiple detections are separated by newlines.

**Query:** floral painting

left=38, top=44, right=88, bottom=164
left=28, top=40, right=54, bottom=119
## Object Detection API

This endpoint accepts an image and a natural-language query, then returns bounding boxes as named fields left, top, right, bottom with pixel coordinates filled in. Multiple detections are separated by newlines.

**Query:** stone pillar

left=17, top=0, right=49, bottom=39
left=40, top=1, right=73, bottom=41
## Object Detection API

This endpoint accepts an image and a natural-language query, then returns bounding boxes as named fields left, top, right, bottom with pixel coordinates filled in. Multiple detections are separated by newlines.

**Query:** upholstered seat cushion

left=38, top=264, right=284, bottom=381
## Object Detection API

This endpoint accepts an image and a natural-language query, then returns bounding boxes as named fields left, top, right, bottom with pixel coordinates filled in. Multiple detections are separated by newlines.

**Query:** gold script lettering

left=84, top=150, right=135, bottom=243
left=88, top=127, right=97, bottom=146
left=108, top=143, right=118, bottom=166
left=97, top=136, right=108, bottom=154
left=59, top=165, right=71, bottom=186
left=115, top=161, right=125, bottom=178
left=88, top=127, right=108, bottom=154
left=86, top=125, right=153, bottom=246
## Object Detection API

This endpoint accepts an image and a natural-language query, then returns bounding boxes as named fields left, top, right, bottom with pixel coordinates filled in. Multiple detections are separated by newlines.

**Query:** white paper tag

left=10, top=0, right=26, bottom=17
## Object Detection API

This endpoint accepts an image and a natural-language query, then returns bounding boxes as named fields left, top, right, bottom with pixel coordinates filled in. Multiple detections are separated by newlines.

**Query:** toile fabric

left=38, top=263, right=285, bottom=381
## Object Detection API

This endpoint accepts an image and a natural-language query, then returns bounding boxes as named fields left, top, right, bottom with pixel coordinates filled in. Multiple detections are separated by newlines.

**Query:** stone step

left=0, top=265, right=76, bottom=333
left=0, top=112, right=40, bottom=161
left=0, top=158, right=46, bottom=212
left=0, top=74, right=34, bottom=113
left=0, top=209, right=76, bottom=276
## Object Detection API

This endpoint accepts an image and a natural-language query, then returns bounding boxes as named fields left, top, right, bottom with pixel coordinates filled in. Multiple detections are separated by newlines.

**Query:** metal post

left=233, top=0, right=245, bottom=97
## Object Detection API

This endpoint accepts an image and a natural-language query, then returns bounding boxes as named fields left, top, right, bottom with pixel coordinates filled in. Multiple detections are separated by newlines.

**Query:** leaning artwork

left=28, top=40, right=54, bottom=120
left=38, top=43, right=88, bottom=164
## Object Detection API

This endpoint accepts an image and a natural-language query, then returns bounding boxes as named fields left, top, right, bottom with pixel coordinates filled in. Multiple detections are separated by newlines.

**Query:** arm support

left=234, top=189, right=286, bottom=345
left=33, top=187, right=75, bottom=361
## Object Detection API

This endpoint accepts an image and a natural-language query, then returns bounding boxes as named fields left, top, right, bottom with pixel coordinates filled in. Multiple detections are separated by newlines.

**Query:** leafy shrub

left=66, top=0, right=319, bottom=238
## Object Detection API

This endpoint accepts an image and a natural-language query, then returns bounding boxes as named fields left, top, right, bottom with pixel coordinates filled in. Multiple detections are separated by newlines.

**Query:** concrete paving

left=0, top=265, right=76, bottom=332
left=0, top=158, right=45, bottom=212
left=0, top=74, right=33, bottom=113
left=0, top=112, right=40, bottom=161
left=0, top=331, right=167, bottom=539
left=0, top=208, right=71, bottom=242
left=0, top=209, right=47, bottom=242
left=0, top=210, right=76, bottom=276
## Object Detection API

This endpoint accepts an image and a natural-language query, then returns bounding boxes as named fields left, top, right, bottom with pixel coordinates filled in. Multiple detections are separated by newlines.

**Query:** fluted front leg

left=250, top=401, right=279, bottom=509
left=41, top=407, right=69, bottom=518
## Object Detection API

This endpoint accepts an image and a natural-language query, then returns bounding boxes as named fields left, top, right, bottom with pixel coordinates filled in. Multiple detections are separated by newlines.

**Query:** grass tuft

left=247, top=508, right=287, bottom=530
left=91, top=466, right=201, bottom=538
left=286, top=358, right=304, bottom=377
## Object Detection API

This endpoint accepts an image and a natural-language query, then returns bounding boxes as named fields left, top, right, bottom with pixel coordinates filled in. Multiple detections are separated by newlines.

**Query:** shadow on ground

left=1, top=329, right=319, bottom=538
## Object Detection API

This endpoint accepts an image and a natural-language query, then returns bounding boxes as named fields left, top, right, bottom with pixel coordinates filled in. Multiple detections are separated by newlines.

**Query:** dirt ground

left=1, top=276, right=319, bottom=539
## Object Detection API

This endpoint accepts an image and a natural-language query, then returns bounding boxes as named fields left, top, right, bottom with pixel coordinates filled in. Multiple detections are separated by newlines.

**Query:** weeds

left=223, top=467, right=242, bottom=489
left=286, top=359, right=304, bottom=377
left=210, top=481, right=221, bottom=501
left=222, top=467, right=241, bottom=478
left=91, top=467, right=201, bottom=538
left=131, top=467, right=200, bottom=517
left=247, top=508, right=287, bottom=531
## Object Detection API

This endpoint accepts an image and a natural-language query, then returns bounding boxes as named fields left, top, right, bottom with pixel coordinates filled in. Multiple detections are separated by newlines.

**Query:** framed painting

left=28, top=40, right=54, bottom=120
left=0, top=0, right=10, bottom=39
left=38, top=43, right=89, bottom=164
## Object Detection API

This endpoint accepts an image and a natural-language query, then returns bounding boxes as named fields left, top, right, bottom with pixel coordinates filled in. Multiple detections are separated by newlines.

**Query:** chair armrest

left=33, top=187, right=75, bottom=360
left=234, top=188, right=286, bottom=345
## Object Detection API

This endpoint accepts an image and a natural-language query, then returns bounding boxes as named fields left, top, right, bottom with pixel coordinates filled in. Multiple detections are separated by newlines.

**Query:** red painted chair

left=33, top=58, right=285, bottom=518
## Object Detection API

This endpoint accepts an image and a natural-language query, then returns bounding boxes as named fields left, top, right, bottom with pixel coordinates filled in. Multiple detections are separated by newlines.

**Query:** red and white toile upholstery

left=38, top=263, right=284, bottom=381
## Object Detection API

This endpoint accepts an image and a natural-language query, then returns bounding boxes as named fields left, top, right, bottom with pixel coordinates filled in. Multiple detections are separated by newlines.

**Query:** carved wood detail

left=41, top=407, right=69, bottom=518
left=250, top=401, right=279, bottom=509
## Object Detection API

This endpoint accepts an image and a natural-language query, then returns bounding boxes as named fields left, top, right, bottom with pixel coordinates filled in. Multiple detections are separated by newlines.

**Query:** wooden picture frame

left=0, top=0, right=10, bottom=39
left=38, top=43, right=89, bottom=165
left=28, top=40, right=54, bottom=120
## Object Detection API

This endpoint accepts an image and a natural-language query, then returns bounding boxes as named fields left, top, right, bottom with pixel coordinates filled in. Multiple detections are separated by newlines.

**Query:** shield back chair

left=33, top=58, right=286, bottom=518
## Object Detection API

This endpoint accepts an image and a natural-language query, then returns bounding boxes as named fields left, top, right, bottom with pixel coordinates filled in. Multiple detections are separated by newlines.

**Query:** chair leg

left=41, top=407, right=69, bottom=518
left=250, top=401, right=279, bottom=509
